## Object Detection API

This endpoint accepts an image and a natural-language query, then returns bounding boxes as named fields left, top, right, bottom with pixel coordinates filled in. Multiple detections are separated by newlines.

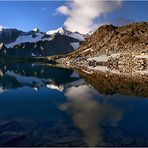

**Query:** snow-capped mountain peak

left=46, top=27, right=85, bottom=41
left=32, top=28, right=40, bottom=32
left=46, top=27, right=68, bottom=35
left=0, top=25, right=87, bottom=56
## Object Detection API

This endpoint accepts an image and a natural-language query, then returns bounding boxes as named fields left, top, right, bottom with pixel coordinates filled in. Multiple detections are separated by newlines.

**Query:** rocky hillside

left=55, top=22, right=148, bottom=76
left=69, top=22, right=148, bottom=58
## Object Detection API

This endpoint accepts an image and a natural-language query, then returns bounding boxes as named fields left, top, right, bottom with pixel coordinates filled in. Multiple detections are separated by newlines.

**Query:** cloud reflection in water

left=59, top=85, right=123, bottom=146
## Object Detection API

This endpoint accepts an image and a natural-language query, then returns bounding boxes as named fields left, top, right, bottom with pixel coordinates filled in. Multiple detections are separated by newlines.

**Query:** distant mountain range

left=0, top=27, right=87, bottom=57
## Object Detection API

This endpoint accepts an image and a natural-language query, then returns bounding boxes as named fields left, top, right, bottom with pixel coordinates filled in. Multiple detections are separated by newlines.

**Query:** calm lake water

left=1, top=62, right=148, bottom=146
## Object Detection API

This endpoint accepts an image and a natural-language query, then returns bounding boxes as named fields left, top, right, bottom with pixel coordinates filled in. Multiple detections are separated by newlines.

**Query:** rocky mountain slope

left=0, top=28, right=23, bottom=45
left=68, top=22, right=148, bottom=57
left=0, top=27, right=85, bottom=57
left=55, top=22, right=148, bottom=76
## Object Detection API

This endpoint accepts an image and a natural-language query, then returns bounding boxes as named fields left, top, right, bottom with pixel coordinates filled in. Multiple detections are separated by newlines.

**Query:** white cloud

left=56, top=5, right=69, bottom=15
left=0, top=25, right=6, bottom=31
left=56, top=0, right=122, bottom=34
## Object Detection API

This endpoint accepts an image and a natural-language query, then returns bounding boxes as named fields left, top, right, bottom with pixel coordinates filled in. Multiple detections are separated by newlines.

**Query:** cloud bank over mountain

left=57, top=0, right=122, bottom=34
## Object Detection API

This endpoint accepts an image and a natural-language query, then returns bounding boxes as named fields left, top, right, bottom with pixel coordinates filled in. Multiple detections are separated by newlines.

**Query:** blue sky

left=0, top=1, right=66, bottom=31
left=0, top=1, right=147, bottom=33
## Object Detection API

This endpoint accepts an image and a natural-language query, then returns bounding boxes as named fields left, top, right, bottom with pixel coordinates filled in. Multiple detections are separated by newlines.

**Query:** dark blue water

left=0, top=62, right=148, bottom=146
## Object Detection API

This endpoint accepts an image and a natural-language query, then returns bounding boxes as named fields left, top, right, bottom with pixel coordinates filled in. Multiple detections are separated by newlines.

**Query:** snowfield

left=46, top=27, right=85, bottom=41
left=6, top=33, right=51, bottom=48
left=4, top=27, right=83, bottom=50
left=87, top=53, right=121, bottom=62
left=68, top=32, right=84, bottom=41
left=70, top=42, right=80, bottom=50
left=135, top=54, right=148, bottom=59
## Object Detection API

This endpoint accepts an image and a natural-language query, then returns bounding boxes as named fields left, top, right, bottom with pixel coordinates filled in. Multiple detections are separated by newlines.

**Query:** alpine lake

left=0, top=60, right=148, bottom=147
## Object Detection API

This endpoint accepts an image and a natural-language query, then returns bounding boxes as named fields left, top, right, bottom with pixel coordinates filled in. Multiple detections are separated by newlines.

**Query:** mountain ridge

left=0, top=26, right=86, bottom=57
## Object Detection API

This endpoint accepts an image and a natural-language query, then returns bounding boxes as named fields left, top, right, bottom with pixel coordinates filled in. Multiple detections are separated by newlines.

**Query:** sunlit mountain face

left=0, top=62, right=148, bottom=146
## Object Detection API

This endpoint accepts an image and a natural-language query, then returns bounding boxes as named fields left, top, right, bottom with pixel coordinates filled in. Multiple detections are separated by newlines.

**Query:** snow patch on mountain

left=68, top=32, right=84, bottom=41
left=135, top=54, right=148, bottom=59
left=32, top=28, right=40, bottom=32
left=46, top=27, right=66, bottom=35
left=88, top=56, right=109, bottom=62
left=6, top=33, right=51, bottom=48
left=0, top=25, right=6, bottom=31
left=46, top=27, right=85, bottom=41
left=70, top=42, right=80, bottom=50
left=87, top=53, right=121, bottom=62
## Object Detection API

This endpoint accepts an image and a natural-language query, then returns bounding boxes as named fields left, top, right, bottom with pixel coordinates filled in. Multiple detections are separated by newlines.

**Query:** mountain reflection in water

left=0, top=63, right=148, bottom=146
